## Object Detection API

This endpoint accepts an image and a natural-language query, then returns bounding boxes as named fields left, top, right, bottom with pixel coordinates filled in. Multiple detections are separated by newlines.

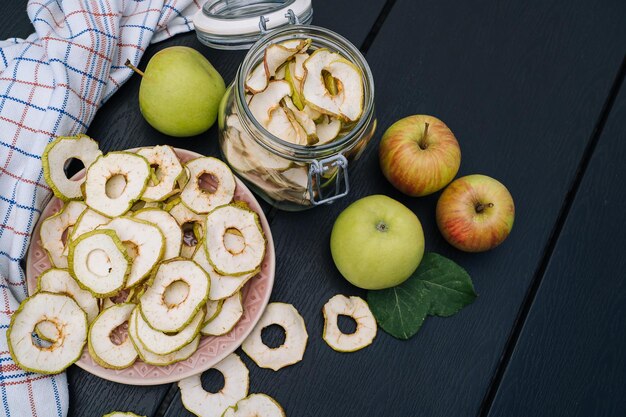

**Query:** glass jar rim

left=235, top=25, right=375, bottom=159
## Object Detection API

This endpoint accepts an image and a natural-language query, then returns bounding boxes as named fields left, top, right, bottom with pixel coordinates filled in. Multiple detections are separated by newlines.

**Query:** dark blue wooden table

left=2, top=1, right=626, bottom=416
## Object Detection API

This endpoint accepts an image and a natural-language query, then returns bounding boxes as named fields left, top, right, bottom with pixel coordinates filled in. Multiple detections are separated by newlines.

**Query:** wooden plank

left=160, top=1, right=626, bottom=417
left=486, top=70, right=626, bottom=417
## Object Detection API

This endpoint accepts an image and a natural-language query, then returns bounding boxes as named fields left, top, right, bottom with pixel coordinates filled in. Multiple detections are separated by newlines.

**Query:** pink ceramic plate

left=26, top=148, right=275, bottom=385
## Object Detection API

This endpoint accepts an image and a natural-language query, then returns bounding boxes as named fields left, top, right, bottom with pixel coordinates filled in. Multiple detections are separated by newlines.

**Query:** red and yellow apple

left=436, top=174, right=514, bottom=252
left=379, top=115, right=461, bottom=196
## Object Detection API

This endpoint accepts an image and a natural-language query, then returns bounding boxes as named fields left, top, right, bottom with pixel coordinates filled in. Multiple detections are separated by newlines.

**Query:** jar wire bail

left=308, top=155, right=350, bottom=206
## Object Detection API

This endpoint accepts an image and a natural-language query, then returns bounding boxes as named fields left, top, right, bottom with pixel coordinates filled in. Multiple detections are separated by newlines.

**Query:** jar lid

left=194, top=0, right=313, bottom=50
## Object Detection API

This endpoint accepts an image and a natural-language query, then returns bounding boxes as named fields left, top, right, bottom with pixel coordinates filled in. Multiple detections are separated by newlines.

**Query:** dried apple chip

left=204, top=204, right=266, bottom=276
left=88, top=303, right=138, bottom=369
left=222, top=394, right=285, bottom=417
left=241, top=302, right=308, bottom=371
left=181, top=157, right=236, bottom=214
left=42, top=134, right=102, bottom=201
left=68, top=229, right=131, bottom=297
left=40, top=201, right=86, bottom=268
left=8, top=292, right=87, bottom=374
left=322, top=295, right=377, bottom=352
left=139, top=259, right=209, bottom=333
left=179, top=353, right=249, bottom=417
left=84, top=152, right=150, bottom=217
left=302, top=49, right=364, bottom=122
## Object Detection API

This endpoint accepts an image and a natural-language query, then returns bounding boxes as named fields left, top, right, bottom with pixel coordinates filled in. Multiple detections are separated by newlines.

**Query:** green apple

left=436, top=174, right=514, bottom=252
left=379, top=115, right=461, bottom=196
left=330, top=195, right=425, bottom=290
left=127, top=47, right=225, bottom=137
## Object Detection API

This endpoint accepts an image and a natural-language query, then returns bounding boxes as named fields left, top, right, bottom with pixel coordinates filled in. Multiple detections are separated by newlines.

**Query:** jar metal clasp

left=258, top=9, right=300, bottom=34
left=307, top=154, right=350, bottom=206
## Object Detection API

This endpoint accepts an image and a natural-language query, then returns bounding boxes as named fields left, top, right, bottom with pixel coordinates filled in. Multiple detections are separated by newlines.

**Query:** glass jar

left=217, top=25, right=377, bottom=211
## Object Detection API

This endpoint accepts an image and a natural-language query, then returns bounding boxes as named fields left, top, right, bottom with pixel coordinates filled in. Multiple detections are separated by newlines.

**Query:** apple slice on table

left=379, top=114, right=461, bottom=197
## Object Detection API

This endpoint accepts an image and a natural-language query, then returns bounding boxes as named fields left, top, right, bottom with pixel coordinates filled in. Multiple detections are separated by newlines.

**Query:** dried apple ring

left=139, top=259, right=209, bottom=333
left=200, top=293, right=243, bottom=336
left=315, top=115, right=342, bottom=144
left=180, top=157, right=236, bottom=214
left=168, top=199, right=205, bottom=258
left=193, top=244, right=255, bottom=301
left=136, top=145, right=185, bottom=202
left=133, top=208, right=182, bottom=260
left=241, top=302, right=308, bottom=371
left=84, top=151, right=150, bottom=217
left=134, top=272, right=203, bottom=356
left=135, top=305, right=203, bottom=356
left=97, top=217, right=165, bottom=288
left=248, top=80, right=291, bottom=127
left=42, top=134, right=102, bottom=201
left=63, top=208, right=109, bottom=257
left=88, top=303, right=138, bottom=369
left=68, top=229, right=131, bottom=297
left=222, top=394, right=285, bottom=417
left=37, top=268, right=99, bottom=324
left=205, top=299, right=223, bottom=323
left=302, top=49, right=364, bottom=122
left=7, top=292, right=87, bottom=374
left=205, top=204, right=266, bottom=276
left=40, top=201, right=86, bottom=268
left=322, top=295, right=377, bottom=352
left=179, top=353, right=249, bottom=417
left=128, top=308, right=200, bottom=366
left=245, top=39, right=310, bottom=93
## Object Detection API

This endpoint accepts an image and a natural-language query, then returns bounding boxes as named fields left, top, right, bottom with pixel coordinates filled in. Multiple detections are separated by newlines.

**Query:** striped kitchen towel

left=0, top=1, right=201, bottom=415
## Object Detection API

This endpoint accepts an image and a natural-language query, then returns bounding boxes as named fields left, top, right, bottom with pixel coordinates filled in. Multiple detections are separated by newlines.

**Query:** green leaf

left=368, top=286, right=430, bottom=340
left=368, top=253, right=477, bottom=340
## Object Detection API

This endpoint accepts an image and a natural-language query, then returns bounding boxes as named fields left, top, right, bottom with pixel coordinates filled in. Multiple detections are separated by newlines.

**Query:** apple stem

left=419, top=122, right=430, bottom=150
left=125, top=59, right=144, bottom=77
left=475, top=202, right=494, bottom=213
